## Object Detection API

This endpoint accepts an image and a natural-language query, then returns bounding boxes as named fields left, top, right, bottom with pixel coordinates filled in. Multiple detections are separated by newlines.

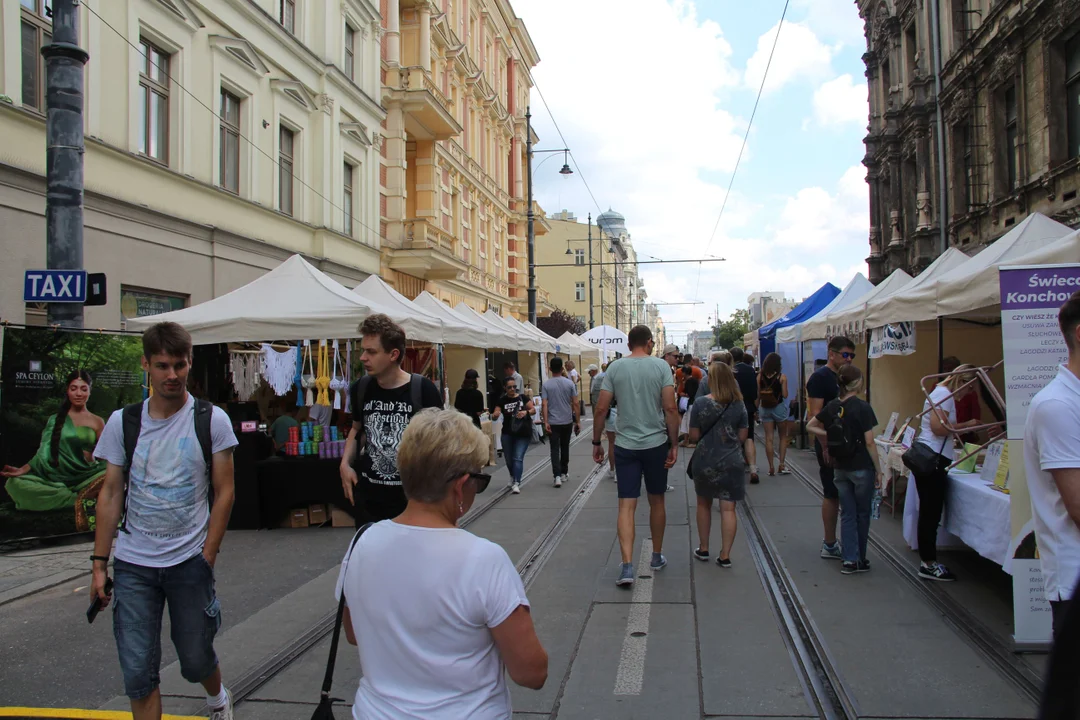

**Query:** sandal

left=768, top=468, right=776, bottom=476
left=777, top=465, right=790, bottom=475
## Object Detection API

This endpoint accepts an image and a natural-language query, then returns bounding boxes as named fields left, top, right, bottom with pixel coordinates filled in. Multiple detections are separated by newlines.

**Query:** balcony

left=387, top=218, right=468, bottom=280
left=387, top=67, right=462, bottom=141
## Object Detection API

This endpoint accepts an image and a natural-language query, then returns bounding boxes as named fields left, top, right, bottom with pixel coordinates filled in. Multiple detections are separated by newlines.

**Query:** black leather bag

left=311, top=523, right=372, bottom=720
left=901, top=438, right=947, bottom=476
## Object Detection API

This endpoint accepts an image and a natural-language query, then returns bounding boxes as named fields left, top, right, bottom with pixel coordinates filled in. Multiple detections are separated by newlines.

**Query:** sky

left=511, top=0, right=871, bottom=347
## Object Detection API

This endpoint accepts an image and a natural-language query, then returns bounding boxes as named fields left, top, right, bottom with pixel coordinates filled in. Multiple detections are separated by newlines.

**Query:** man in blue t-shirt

left=806, top=335, right=855, bottom=560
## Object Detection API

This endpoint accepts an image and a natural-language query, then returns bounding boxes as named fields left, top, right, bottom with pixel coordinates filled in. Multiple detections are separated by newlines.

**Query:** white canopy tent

left=557, top=332, right=598, bottom=356
left=454, top=303, right=533, bottom=350
left=581, top=325, right=630, bottom=360
left=352, top=276, right=463, bottom=346
left=824, top=268, right=913, bottom=338
left=484, top=310, right=548, bottom=353
left=936, top=218, right=1077, bottom=316
left=411, top=292, right=496, bottom=349
left=863, top=248, right=969, bottom=328
left=505, top=316, right=559, bottom=353
left=126, top=255, right=440, bottom=345
left=778, top=274, right=875, bottom=343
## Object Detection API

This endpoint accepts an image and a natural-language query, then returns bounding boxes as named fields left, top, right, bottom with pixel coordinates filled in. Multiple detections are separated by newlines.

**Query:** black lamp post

left=525, top=106, right=571, bottom=324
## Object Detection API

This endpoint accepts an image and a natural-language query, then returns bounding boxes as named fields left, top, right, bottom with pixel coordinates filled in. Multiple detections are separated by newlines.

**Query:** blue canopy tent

left=757, top=282, right=841, bottom=359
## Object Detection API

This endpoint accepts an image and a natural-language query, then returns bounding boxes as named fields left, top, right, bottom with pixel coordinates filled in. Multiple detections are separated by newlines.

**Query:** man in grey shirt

left=543, top=356, right=580, bottom=488
left=503, top=362, right=524, bottom=396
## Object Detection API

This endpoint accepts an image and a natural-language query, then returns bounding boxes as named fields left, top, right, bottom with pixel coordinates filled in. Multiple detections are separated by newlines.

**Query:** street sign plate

left=24, top=270, right=88, bottom=303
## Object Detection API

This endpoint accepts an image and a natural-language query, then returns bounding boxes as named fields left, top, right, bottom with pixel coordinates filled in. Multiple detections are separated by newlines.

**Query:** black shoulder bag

left=311, top=522, right=373, bottom=720
left=687, top=401, right=732, bottom=480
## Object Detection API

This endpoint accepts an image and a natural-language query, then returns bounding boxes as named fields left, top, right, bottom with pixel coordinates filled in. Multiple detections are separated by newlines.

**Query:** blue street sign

left=24, top=270, right=88, bottom=303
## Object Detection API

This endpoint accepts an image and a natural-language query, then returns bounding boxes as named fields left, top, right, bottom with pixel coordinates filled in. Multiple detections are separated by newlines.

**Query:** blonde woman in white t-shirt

left=336, top=408, right=548, bottom=720
left=911, top=365, right=981, bottom=583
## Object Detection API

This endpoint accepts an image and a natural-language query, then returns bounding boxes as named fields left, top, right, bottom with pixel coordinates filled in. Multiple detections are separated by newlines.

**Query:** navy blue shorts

left=614, top=442, right=670, bottom=498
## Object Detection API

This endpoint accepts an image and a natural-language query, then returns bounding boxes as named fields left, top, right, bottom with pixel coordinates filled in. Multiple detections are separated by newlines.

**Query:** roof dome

left=596, top=208, right=628, bottom=238
left=596, top=208, right=625, bottom=224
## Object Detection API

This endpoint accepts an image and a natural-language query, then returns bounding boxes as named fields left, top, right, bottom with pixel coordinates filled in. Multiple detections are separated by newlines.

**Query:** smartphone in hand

left=87, top=577, right=114, bottom=624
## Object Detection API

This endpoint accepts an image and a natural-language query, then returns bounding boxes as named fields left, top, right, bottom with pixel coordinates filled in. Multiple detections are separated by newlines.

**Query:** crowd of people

left=79, top=291, right=1080, bottom=719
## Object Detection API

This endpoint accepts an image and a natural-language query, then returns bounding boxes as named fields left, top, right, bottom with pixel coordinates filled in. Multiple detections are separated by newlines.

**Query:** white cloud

left=744, top=22, right=837, bottom=94
left=511, top=1, right=870, bottom=344
left=792, top=0, right=867, bottom=48
left=813, top=74, right=869, bottom=126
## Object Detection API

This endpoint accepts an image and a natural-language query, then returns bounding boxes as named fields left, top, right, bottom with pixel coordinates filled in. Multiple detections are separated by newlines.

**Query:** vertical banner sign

left=1, top=327, right=145, bottom=541
left=999, top=263, right=1080, bottom=646
left=868, top=322, right=916, bottom=358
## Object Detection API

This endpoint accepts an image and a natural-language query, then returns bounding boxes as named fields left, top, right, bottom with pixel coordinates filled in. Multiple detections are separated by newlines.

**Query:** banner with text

left=1000, top=263, right=1079, bottom=646
left=868, top=322, right=916, bottom=358
left=0, top=326, right=145, bottom=541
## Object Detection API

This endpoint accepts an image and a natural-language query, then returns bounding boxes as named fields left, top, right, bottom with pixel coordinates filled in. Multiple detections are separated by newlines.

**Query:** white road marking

left=614, top=538, right=654, bottom=695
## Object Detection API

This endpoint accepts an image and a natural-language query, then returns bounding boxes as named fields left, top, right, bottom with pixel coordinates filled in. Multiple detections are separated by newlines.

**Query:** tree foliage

left=711, top=308, right=751, bottom=349
left=538, top=307, right=586, bottom=338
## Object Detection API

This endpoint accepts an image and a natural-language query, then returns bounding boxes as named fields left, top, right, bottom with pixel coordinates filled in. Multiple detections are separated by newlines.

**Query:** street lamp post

left=525, top=105, right=572, bottom=324
left=562, top=214, right=598, bottom=328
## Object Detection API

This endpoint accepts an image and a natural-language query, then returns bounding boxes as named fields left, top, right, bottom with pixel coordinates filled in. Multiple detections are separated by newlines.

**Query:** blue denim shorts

left=113, top=553, right=222, bottom=699
left=615, top=442, right=670, bottom=498
left=758, top=402, right=789, bottom=424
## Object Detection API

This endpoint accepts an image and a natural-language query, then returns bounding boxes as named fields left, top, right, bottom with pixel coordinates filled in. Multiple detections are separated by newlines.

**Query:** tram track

left=739, top=494, right=860, bottom=720
left=763, top=443, right=1043, bottom=707
left=215, top=423, right=601, bottom=713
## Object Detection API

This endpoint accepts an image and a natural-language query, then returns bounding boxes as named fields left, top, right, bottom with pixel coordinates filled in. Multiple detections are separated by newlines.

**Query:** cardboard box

left=481, top=419, right=496, bottom=467
left=331, top=506, right=354, bottom=528
left=308, top=504, right=328, bottom=526
left=280, top=508, right=309, bottom=528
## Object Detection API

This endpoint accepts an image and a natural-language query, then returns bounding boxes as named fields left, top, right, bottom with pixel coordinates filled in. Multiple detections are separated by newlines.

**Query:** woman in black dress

left=454, top=369, right=486, bottom=429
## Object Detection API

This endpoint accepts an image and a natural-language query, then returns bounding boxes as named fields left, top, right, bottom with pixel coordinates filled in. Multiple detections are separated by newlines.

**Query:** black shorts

left=744, top=404, right=756, bottom=441
left=356, top=481, right=407, bottom=527
left=813, top=439, right=839, bottom=500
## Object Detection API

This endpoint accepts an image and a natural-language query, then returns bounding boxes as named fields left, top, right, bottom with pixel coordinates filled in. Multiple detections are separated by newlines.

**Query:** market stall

left=756, top=282, right=840, bottom=359
left=412, top=292, right=491, bottom=394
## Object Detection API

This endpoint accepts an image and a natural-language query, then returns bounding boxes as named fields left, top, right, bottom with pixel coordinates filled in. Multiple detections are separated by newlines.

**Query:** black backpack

left=121, top=398, right=214, bottom=533
left=823, top=398, right=862, bottom=463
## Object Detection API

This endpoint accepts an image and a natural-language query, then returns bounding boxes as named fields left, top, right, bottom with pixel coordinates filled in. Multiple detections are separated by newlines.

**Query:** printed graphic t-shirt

left=356, top=377, right=443, bottom=487
left=95, top=395, right=238, bottom=568
left=497, top=395, right=532, bottom=437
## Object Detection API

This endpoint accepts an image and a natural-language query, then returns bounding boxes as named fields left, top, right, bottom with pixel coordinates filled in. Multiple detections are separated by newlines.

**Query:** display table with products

left=902, top=470, right=1011, bottom=568
left=256, top=456, right=356, bottom=529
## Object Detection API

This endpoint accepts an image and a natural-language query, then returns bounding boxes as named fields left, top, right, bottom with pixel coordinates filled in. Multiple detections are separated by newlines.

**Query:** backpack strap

left=119, top=402, right=144, bottom=534
left=409, top=373, right=423, bottom=416
left=321, top=522, right=374, bottom=701
left=193, top=398, right=215, bottom=509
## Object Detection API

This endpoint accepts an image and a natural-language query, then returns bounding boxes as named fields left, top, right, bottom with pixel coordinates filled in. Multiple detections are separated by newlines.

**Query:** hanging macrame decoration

left=315, top=340, right=331, bottom=407
left=301, top=341, right=316, bottom=406
left=330, top=340, right=348, bottom=410
left=294, top=345, right=304, bottom=406
left=229, top=353, right=261, bottom=401
left=260, top=344, right=296, bottom=396
left=345, top=341, right=353, bottom=414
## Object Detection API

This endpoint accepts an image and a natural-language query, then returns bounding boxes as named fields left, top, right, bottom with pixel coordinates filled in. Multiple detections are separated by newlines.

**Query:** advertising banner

left=581, top=325, right=630, bottom=361
left=1000, top=263, right=1080, bottom=646
left=1, top=327, right=145, bottom=540
left=868, top=322, right=916, bottom=358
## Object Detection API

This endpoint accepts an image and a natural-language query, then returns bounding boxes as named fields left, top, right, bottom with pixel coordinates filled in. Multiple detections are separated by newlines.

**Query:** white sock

left=207, top=684, right=229, bottom=708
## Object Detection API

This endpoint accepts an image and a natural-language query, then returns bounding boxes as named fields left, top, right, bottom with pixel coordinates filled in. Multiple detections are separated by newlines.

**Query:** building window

left=1004, top=85, right=1019, bottom=191
left=345, top=25, right=356, bottom=80
left=20, top=1, right=51, bottom=111
left=279, top=125, right=295, bottom=216
left=138, top=39, right=170, bottom=164
left=575, top=282, right=585, bottom=302
left=574, top=249, right=585, bottom=266
left=1068, top=34, right=1080, bottom=160
left=219, top=89, right=241, bottom=194
left=343, top=161, right=354, bottom=236
left=961, top=121, right=976, bottom=209
left=280, top=0, right=296, bottom=34
left=904, top=23, right=917, bottom=87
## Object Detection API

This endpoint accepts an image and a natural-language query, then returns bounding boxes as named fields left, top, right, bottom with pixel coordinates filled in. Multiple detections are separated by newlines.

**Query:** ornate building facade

left=1, top=0, right=386, bottom=328
left=859, top=0, right=1080, bottom=282
left=376, top=0, right=551, bottom=317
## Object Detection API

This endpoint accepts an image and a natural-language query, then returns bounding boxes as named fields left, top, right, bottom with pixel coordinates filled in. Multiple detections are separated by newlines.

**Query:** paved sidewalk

left=0, top=540, right=94, bottom=606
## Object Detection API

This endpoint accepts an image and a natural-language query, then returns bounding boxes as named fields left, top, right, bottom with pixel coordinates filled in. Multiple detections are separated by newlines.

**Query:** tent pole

left=798, top=341, right=807, bottom=450
left=866, top=353, right=872, bottom=406
left=937, top=317, right=944, bottom=373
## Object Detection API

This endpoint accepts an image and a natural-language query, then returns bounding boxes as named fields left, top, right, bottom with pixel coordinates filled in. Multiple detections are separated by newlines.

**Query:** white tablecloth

left=902, top=470, right=1011, bottom=568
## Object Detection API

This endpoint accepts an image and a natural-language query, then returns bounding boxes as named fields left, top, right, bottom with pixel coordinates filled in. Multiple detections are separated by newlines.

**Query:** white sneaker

left=608, top=467, right=616, bottom=481
left=511, top=483, right=521, bottom=494
left=554, top=475, right=563, bottom=488
left=209, top=689, right=234, bottom=720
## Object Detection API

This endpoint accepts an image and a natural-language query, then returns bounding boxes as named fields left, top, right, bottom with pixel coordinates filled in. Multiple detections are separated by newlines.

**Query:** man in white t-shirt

left=1025, top=290, right=1080, bottom=638
left=91, top=323, right=239, bottom=720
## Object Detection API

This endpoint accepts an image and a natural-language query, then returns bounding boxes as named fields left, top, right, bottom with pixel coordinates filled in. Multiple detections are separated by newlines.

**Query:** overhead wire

left=693, top=0, right=792, bottom=303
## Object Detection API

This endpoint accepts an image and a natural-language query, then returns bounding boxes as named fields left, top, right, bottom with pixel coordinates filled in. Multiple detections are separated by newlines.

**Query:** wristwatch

left=592, top=440, right=602, bottom=446
left=90, top=554, right=110, bottom=565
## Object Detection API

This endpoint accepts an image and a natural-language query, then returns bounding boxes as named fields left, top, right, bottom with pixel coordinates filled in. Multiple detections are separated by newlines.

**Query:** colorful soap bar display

left=284, top=422, right=346, bottom=458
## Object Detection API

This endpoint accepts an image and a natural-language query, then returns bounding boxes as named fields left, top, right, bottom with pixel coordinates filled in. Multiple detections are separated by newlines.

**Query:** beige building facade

left=375, top=0, right=551, bottom=318
left=1, top=0, right=387, bottom=329
left=859, top=0, right=1080, bottom=282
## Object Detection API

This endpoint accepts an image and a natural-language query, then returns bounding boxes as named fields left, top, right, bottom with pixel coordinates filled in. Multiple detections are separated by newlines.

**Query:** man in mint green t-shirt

left=592, top=325, right=679, bottom=588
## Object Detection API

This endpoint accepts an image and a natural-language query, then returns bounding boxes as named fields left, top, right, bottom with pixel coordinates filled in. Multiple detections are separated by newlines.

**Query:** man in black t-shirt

left=731, top=347, right=760, bottom=483
left=806, top=335, right=855, bottom=559
left=340, top=314, right=443, bottom=527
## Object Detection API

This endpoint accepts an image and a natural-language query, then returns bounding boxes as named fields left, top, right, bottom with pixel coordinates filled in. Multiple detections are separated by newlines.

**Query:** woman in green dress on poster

left=2, top=370, right=107, bottom=515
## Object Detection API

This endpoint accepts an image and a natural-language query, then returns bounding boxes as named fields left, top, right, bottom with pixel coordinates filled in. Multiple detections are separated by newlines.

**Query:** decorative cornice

left=209, top=35, right=269, bottom=76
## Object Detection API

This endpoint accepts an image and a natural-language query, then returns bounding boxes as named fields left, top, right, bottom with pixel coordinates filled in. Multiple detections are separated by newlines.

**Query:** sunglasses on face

left=839, top=351, right=856, bottom=360
left=468, top=472, right=491, bottom=493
